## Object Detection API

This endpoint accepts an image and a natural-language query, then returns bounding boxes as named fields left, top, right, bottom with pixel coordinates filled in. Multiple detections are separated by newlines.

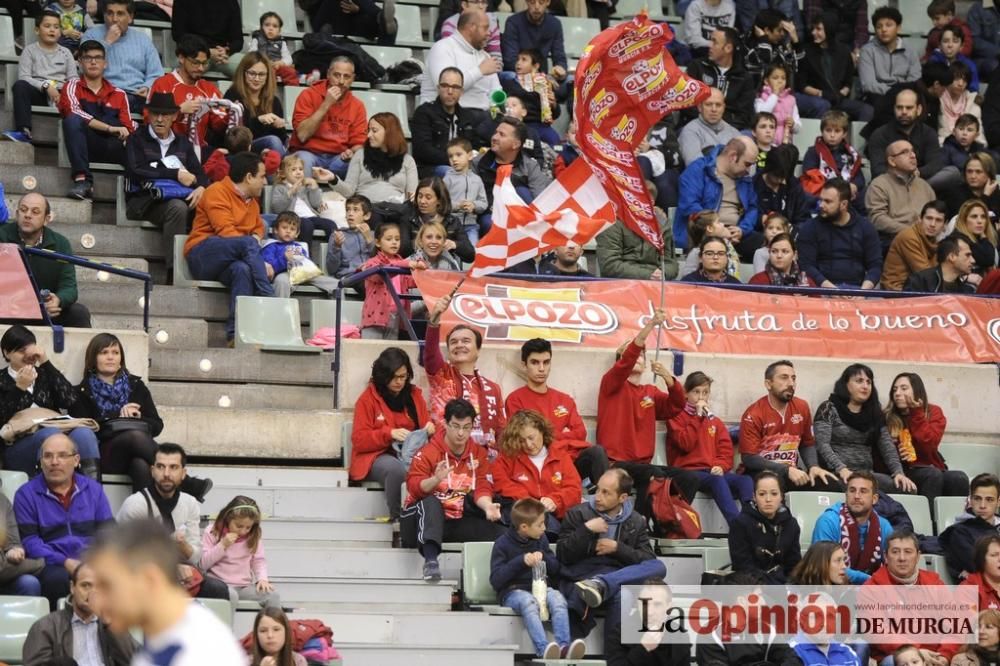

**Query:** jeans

left=294, top=150, right=350, bottom=178
left=0, top=574, right=42, bottom=597
left=63, top=113, right=126, bottom=182
left=502, top=588, right=572, bottom=655
left=126, top=197, right=194, bottom=271
left=794, top=92, right=831, bottom=119
left=3, top=426, right=100, bottom=475
left=252, top=134, right=287, bottom=157
left=12, top=80, right=47, bottom=132
left=690, top=470, right=754, bottom=523
left=51, top=302, right=92, bottom=328
left=39, top=564, right=71, bottom=610
left=299, top=215, right=337, bottom=242
left=185, top=236, right=275, bottom=339
left=125, top=92, right=146, bottom=114
left=594, top=558, right=667, bottom=603
left=393, top=428, right=429, bottom=469
left=367, top=453, right=407, bottom=520
left=464, top=224, right=479, bottom=247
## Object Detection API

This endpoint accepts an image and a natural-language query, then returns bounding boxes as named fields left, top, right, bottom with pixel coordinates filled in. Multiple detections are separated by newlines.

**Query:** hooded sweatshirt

left=940, top=510, right=1000, bottom=580
left=728, top=501, right=801, bottom=583
left=403, top=430, right=493, bottom=509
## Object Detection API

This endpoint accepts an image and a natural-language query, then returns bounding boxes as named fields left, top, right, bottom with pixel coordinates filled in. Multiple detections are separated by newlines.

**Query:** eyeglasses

left=42, top=452, right=79, bottom=462
left=187, top=59, right=210, bottom=68
left=438, top=83, right=464, bottom=91
left=246, top=70, right=268, bottom=79
left=742, top=160, right=756, bottom=168
left=446, top=422, right=475, bottom=433
left=890, top=148, right=915, bottom=158
left=702, top=250, right=728, bottom=258
left=80, top=55, right=105, bottom=62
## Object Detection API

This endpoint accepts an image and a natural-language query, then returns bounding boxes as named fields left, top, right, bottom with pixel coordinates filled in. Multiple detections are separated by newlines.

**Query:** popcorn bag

left=532, top=560, right=549, bottom=621
left=288, top=254, right=323, bottom=285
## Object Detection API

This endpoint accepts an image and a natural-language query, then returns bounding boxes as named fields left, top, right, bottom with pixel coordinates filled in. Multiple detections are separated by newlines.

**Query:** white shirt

left=72, top=613, right=104, bottom=666
left=529, top=447, right=547, bottom=473
left=419, top=31, right=501, bottom=111
left=8, top=365, right=38, bottom=406
left=147, top=124, right=175, bottom=160
left=131, top=602, right=244, bottom=666
left=116, top=490, right=203, bottom=565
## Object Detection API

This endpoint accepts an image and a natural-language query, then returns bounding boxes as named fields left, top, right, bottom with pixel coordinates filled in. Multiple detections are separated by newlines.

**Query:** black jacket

left=392, top=203, right=475, bottom=263
left=69, top=373, right=164, bottom=438
left=866, top=120, right=944, bottom=178
left=942, top=183, right=1000, bottom=219
left=0, top=361, right=77, bottom=429
left=606, top=610, right=691, bottom=666
left=489, top=526, right=561, bottom=602
left=223, top=88, right=288, bottom=143
left=683, top=58, right=756, bottom=129
left=557, top=500, right=656, bottom=580
left=798, top=42, right=856, bottom=102
left=728, top=502, right=802, bottom=584
left=22, top=607, right=137, bottom=666
left=903, top=265, right=977, bottom=293
left=754, top=171, right=815, bottom=226
left=125, top=125, right=208, bottom=216
left=696, top=635, right=803, bottom=666
left=984, top=67, right=1000, bottom=148
left=171, top=0, right=242, bottom=54
left=409, top=99, right=487, bottom=177
left=940, top=511, right=1000, bottom=580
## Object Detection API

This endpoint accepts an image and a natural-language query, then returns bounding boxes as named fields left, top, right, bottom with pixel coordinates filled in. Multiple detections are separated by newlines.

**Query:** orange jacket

left=288, top=81, right=367, bottom=155
left=184, top=177, right=264, bottom=255
left=492, top=448, right=582, bottom=519
left=350, top=382, right=429, bottom=481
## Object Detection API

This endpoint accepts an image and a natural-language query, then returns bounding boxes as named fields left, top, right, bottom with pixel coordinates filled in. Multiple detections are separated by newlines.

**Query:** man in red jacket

left=596, top=308, right=700, bottom=518
left=861, top=530, right=961, bottom=665
left=400, top=399, right=505, bottom=582
left=505, top=338, right=609, bottom=488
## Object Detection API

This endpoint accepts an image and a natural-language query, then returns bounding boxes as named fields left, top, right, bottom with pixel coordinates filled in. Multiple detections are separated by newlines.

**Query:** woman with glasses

left=0, top=325, right=101, bottom=479
left=679, top=236, right=743, bottom=284
left=749, top=232, right=816, bottom=286
left=225, top=52, right=288, bottom=157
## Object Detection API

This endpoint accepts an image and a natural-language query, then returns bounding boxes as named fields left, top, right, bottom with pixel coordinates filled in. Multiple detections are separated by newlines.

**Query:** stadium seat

left=173, top=235, right=226, bottom=289
left=355, top=90, right=411, bottom=137
left=939, top=442, right=1000, bottom=478
left=195, top=597, right=234, bottom=627
left=235, top=295, right=320, bottom=353
left=395, top=4, right=429, bottom=46
left=0, top=595, right=49, bottom=663
left=462, top=541, right=498, bottom=606
left=612, top=0, right=665, bottom=20
left=897, top=0, right=933, bottom=36
left=786, top=491, right=840, bottom=547
left=0, top=470, right=28, bottom=501
left=496, top=12, right=512, bottom=31
left=560, top=17, right=601, bottom=58
left=115, top=177, right=156, bottom=228
left=360, top=44, right=414, bottom=66
left=934, top=495, right=969, bottom=533
left=341, top=419, right=353, bottom=466
left=888, top=493, right=933, bottom=536
left=310, top=298, right=364, bottom=336
left=283, top=85, right=308, bottom=123
left=923, top=554, right=954, bottom=584
left=850, top=121, right=867, bottom=156
left=794, top=118, right=821, bottom=159
left=0, top=16, right=16, bottom=63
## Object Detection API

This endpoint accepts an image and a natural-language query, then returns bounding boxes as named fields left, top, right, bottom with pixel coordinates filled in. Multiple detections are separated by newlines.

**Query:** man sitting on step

left=115, top=443, right=226, bottom=600
left=0, top=193, right=92, bottom=328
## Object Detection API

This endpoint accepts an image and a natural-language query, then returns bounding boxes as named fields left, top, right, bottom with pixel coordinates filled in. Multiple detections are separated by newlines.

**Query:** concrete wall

left=22, top=326, right=149, bottom=385
left=337, top=339, right=1000, bottom=438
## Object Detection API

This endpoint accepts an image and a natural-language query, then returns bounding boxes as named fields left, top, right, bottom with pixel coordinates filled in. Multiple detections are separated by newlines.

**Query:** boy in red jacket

left=400, top=399, right=505, bottom=582
left=667, top=371, right=753, bottom=523
left=596, top=308, right=700, bottom=513
left=505, top=338, right=609, bottom=487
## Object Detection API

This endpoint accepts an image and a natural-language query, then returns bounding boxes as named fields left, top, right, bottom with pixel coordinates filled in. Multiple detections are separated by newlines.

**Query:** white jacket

left=117, top=489, right=202, bottom=565
left=419, top=31, right=501, bottom=111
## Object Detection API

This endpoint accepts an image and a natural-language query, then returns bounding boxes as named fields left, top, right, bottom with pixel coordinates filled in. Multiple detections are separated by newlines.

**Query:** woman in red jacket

left=883, top=372, right=969, bottom=501
left=351, top=347, right=433, bottom=522
left=666, top=371, right=753, bottom=524
left=493, top=410, right=582, bottom=530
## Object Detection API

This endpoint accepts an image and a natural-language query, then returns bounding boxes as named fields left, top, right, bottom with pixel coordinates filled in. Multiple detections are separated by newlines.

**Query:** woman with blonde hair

left=944, top=152, right=1000, bottom=218
left=225, top=52, right=287, bottom=155
left=954, top=198, right=999, bottom=274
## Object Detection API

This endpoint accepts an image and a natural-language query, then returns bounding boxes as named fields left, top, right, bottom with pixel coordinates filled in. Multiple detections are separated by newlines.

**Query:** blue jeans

left=252, top=134, right=286, bottom=157
left=690, top=470, right=754, bottom=523
left=502, top=588, right=571, bottom=655
left=186, top=236, right=274, bottom=339
left=594, top=558, right=667, bottom=603
left=63, top=114, right=126, bottom=182
left=464, top=224, right=479, bottom=247
left=794, top=92, right=831, bottom=119
left=293, top=150, right=350, bottom=178
left=3, top=426, right=100, bottom=474
left=393, top=428, right=429, bottom=469
left=0, top=574, right=42, bottom=596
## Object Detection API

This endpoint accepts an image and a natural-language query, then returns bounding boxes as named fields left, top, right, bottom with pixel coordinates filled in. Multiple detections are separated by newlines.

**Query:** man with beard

left=739, top=360, right=841, bottom=492
left=812, top=471, right=893, bottom=583
left=867, top=88, right=945, bottom=182
left=865, top=140, right=936, bottom=249
left=116, top=443, right=229, bottom=600
left=419, top=9, right=502, bottom=111
left=474, top=116, right=551, bottom=208
left=684, top=28, right=756, bottom=129
left=797, top=178, right=882, bottom=288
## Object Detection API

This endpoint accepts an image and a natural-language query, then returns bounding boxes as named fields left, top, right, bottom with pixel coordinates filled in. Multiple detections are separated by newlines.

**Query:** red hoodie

left=862, top=566, right=959, bottom=661
left=505, top=385, right=590, bottom=459
left=492, top=447, right=582, bottom=518
left=666, top=408, right=735, bottom=470
left=898, top=404, right=947, bottom=470
left=350, top=382, right=429, bottom=481
left=404, top=430, right=493, bottom=509
left=596, top=341, right=685, bottom=464
left=960, top=573, right=1000, bottom=611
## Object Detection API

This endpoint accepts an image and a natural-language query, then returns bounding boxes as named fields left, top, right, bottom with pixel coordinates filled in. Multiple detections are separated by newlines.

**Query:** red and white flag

left=469, top=159, right=616, bottom=278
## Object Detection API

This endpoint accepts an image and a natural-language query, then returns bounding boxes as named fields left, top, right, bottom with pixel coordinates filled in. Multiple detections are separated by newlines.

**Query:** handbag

left=144, top=179, right=194, bottom=201
left=99, top=418, right=150, bottom=440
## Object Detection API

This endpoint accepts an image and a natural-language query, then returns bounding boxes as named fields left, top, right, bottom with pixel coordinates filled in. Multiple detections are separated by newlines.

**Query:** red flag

left=469, top=161, right=616, bottom=278
left=574, top=15, right=711, bottom=252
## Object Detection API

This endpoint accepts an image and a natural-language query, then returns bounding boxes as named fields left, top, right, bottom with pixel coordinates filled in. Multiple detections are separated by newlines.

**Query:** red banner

left=0, top=243, right=43, bottom=320
left=412, top=271, right=1000, bottom=365
left=573, top=15, right=710, bottom=252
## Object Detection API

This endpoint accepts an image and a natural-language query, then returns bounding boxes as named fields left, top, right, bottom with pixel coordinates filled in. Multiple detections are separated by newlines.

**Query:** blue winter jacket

left=811, top=501, right=892, bottom=584
left=796, top=212, right=882, bottom=286
left=13, top=472, right=114, bottom=566
left=675, top=145, right=759, bottom=250
left=489, top=526, right=562, bottom=602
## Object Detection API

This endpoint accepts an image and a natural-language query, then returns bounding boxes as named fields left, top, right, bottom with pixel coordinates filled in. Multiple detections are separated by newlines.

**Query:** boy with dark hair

left=753, top=143, right=814, bottom=226
left=940, top=473, right=1000, bottom=580
left=46, top=0, right=94, bottom=51
left=801, top=109, right=865, bottom=201
left=858, top=7, right=922, bottom=104
left=203, top=126, right=281, bottom=182
left=925, top=0, right=973, bottom=60
left=942, top=113, right=989, bottom=170
left=751, top=111, right=778, bottom=167
left=490, top=498, right=586, bottom=660
left=326, top=194, right=375, bottom=289
left=743, top=8, right=804, bottom=90
left=261, top=212, right=338, bottom=298
left=929, top=26, right=980, bottom=91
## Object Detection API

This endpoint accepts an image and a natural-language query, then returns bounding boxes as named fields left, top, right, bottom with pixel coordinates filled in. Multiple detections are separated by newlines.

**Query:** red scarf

left=448, top=365, right=503, bottom=455
left=814, top=137, right=861, bottom=182
left=840, top=503, right=883, bottom=574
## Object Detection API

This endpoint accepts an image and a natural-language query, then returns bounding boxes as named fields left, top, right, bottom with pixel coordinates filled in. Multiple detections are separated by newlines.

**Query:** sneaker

left=566, top=638, right=587, bottom=660
left=422, top=559, right=441, bottom=582
left=3, top=130, right=31, bottom=143
left=68, top=181, right=93, bottom=201
left=186, top=476, right=214, bottom=503
left=391, top=521, right=401, bottom=548
left=542, top=642, right=560, bottom=659
left=575, top=578, right=606, bottom=608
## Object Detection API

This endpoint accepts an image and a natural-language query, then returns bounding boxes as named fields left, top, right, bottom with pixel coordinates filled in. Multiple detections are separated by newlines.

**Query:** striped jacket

left=57, top=76, right=137, bottom=131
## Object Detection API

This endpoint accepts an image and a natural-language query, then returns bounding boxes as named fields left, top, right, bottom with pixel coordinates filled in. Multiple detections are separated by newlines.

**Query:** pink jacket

left=755, top=86, right=800, bottom=144
left=150, top=0, right=173, bottom=16
left=360, top=252, right=413, bottom=329
left=200, top=529, right=268, bottom=587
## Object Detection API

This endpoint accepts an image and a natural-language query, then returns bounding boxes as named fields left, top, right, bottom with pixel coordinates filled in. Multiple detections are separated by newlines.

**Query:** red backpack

left=647, top=477, right=702, bottom=538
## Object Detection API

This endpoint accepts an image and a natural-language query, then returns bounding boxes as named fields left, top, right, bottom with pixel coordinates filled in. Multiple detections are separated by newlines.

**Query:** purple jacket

left=13, top=473, right=114, bottom=566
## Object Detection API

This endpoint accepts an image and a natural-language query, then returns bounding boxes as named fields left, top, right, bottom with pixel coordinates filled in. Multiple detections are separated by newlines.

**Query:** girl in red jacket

left=351, top=347, right=433, bottom=523
left=494, top=410, right=583, bottom=530
left=666, top=371, right=753, bottom=523
left=883, top=372, right=969, bottom=501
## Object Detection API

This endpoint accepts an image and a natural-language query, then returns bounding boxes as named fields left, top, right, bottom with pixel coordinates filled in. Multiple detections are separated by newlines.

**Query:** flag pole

left=654, top=250, right=665, bottom=364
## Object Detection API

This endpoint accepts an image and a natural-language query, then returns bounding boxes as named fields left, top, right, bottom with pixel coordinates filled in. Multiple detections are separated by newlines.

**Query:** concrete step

left=5, top=193, right=92, bottom=224
left=0, top=110, right=59, bottom=144
left=269, top=577, right=456, bottom=611
left=150, top=381, right=333, bottom=410
left=76, top=256, right=149, bottom=282
left=157, top=406, right=343, bottom=460
left=0, top=164, right=117, bottom=201
left=50, top=222, right=164, bottom=259
left=149, top=348, right=334, bottom=387
left=266, top=544, right=461, bottom=580
left=80, top=283, right=228, bottom=320
left=185, top=465, right=348, bottom=488
left=200, top=485, right=385, bottom=520
left=262, top=518, right=390, bottom=543
left=0, top=140, right=33, bottom=164
left=91, top=316, right=209, bottom=351
left=336, top=643, right=516, bottom=666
